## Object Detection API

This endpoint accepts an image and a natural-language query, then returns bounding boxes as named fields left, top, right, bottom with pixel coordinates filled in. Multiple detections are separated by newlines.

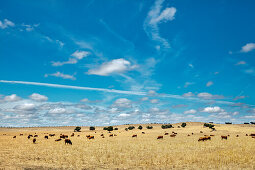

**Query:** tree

left=107, top=126, right=113, bottom=131
left=128, top=126, right=135, bottom=130
left=181, top=123, right=187, bottom=128
left=146, top=126, right=153, bottom=129
left=138, top=125, right=143, bottom=130
left=103, top=127, right=108, bottom=130
left=74, top=126, right=81, bottom=132
left=89, top=126, right=95, bottom=130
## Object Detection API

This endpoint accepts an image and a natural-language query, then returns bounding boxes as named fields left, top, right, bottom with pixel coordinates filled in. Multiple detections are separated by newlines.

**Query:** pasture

left=0, top=122, right=255, bottom=169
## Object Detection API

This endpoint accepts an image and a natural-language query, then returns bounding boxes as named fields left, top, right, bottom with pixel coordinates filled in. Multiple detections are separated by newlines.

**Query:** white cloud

left=80, top=98, right=89, bottom=102
left=197, top=92, right=224, bottom=99
left=48, top=108, right=71, bottom=114
left=182, top=92, right=194, bottom=97
left=87, top=58, right=136, bottom=76
left=236, top=61, right=246, bottom=65
left=141, top=97, right=149, bottom=101
left=113, top=98, right=132, bottom=108
left=184, top=109, right=197, bottom=114
left=184, top=82, right=195, bottom=88
left=202, top=106, right=224, bottom=113
left=118, top=113, right=131, bottom=118
left=52, top=58, right=78, bottom=66
left=206, top=81, right=213, bottom=87
left=45, top=72, right=76, bottom=80
left=4, top=94, right=21, bottom=102
left=232, top=111, right=239, bottom=116
left=144, top=0, right=176, bottom=49
left=150, top=99, right=158, bottom=104
left=241, top=43, right=255, bottom=53
left=14, top=103, right=36, bottom=111
left=29, top=93, right=48, bottom=101
left=71, top=50, right=90, bottom=60
left=0, top=19, right=15, bottom=29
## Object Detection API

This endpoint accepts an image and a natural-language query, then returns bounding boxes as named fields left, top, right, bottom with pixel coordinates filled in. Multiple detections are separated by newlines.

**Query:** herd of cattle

left=6, top=129, right=255, bottom=145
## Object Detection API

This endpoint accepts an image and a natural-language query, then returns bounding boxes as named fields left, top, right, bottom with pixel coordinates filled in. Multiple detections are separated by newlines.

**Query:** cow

left=252, top=136, right=255, bottom=139
left=55, top=139, right=62, bottom=141
left=142, top=132, right=145, bottom=134
left=249, top=134, right=255, bottom=137
left=65, top=139, right=72, bottom=145
left=71, top=133, right=74, bottom=137
left=170, top=134, right=176, bottom=137
left=44, top=135, right=48, bottom=139
left=109, top=134, right=113, bottom=137
left=157, top=136, right=163, bottom=139
left=27, top=135, right=31, bottom=139
left=246, top=134, right=248, bottom=136
left=20, top=134, right=23, bottom=136
left=198, top=136, right=211, bottom=141
left=77, top=135, right=80, bottom=137
left=49, top=134, right=55, bottom=137
left=34, top=135, right=38, bottom=137
left=236, top=135, right=239, bottom=137
left=221, top=136, right=228, bottom=140
left=187, top=134, right=190, bottom=136
left=191, top=133, right=194, bottom=135
left=164, top=133, right=169, bottom=135
left=200, top=131, right=203, bottom=133
left=33, top=138, right=36, bottom=144
left=132, top=135, right=137, bottom=138
left=114, top=134, right=117, bottom=136
left=86, top=135, right=91, bottom=138
left=210, top=135, right=215, bottom=136
left=13, top=136, right=16, bottom=138
left=100, top=134, right=104, bottom=136
left=88, top=136, right=94, bottom=139
left=60, top=135, right=68, bottom=139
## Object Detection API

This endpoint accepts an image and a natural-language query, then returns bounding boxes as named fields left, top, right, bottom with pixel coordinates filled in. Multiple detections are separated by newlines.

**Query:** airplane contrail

left=0, top=80, right=146, bottom=96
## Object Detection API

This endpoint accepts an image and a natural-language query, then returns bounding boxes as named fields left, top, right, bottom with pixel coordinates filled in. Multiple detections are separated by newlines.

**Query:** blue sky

left=0, top=0, right=255, bottom=127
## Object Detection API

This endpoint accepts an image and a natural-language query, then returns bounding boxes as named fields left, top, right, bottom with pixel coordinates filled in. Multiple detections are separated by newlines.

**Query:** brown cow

left=164, top=133, right=169, bottom=135
left=88, top=136, right=94, bottom=139
left=221, top=136, right=228, bottom=140
left=236, top=135, right=239, bottom=137
left=49, top=134, right=55, bottom=137
left=100, top=134, right=104, bottom=136
left=109, top=134, right=113, bottom=137
left=250, top=134, right=255, bottom=137
left=13, top=136, right=16, bottom=138
left=198, top=136, right=211, bottom=141
left=34, top=135, right=38, bottom=137
left=55, top=139, right=62, bottom=141
left=200, top=131, right=203, bottom=133
left=71, top=133, right=74, bottom=137
left=60, top=135, right=68, bottom=139
left=77, top=135, right=80, bottom=137
left=33, top=138, right=36, bottom=144
left=65, top=139, right=72, bottom=145
left=157, top=136, right=163, bottom=139
left=20, top=134, right=23, bottom=136
left=86, top=135, right=91, bottom=138
left=246, top=134, right=248, bottom=136
left=210, top=135, right=215, bottom=136
left=142, top=132, right=145, bottom=134
left=187, top=134, right=190, bottom=136
left=170, top=134, right=176, bottom=137
left=132, top=135, right=137, bottom=138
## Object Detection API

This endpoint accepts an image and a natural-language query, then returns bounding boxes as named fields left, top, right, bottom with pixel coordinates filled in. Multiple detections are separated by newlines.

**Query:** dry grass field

left=0, top=122, right=255, bottom=169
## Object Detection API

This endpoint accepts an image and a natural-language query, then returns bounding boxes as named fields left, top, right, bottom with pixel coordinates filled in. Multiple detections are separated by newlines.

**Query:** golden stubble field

left=0, top=122, right=255, bottom=170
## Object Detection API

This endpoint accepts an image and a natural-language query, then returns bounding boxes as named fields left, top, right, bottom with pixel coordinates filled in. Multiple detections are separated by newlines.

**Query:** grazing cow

left=198, top=136, right=211, bottom=141
left=157, top=136, right=163, bottom=139
left=86, top=135, right=91, bottom=138
left=77, top=135, right=80, bottom=137
left=34, top=135, right=38, bottom=137
left=114, top=134, right=117, bottom=136
left=221, top=136, right=228, bottom=140
left=65, top=139, right=72, bottom=145
left=246, top=134, right=248, bottom=136
left=210, top=135, right=215, bottom=136
left=236, top=135, right=239, bottom=137
left=49, top=134, right=55, bottom=137
left=13, top=136, right=16, bottom=138
left=250, top=134, right=255, bottom=137
left=252, top=136, right=255, bottom=139
left=142, top=132, right=145, bottom=134
left=132, top=135, right=137, bottom=138
left=44, top=135, right=48, bottom=139
left=88, top=136, right=94, bottom=139
left=200, top=131, right=203, bottom=133
left=187, top=134, right=190, bottom=136
left=101, top=134, right=104, bottom=136
left=60, top=135, right=68, bottom=139
left=191, top=133, right=194, bottom=135
left=109, top=134, right=113, bottom=137
left=228, top=135, right=230, bottom=137
left=33, top=138, right=36, bottom=144
left=170, top=134, right=176, bottom=137
left=27, top=135, right=31, bottom=139
left=71, top=133, right=74, bottom=137
left=55, top=139, right=62, bottom=141
left=20, top=134, right=23, bottom=136
left=164, top=133, right=169, bottom=135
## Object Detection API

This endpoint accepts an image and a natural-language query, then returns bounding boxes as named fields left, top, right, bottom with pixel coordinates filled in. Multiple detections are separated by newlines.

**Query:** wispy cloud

left=0, top=19, right=15, bottom=29
left=44, top=72, right=76, bottom=80
left=144, top=0, right=176, bottom=49
left=241, top=43, right=255, bottom=53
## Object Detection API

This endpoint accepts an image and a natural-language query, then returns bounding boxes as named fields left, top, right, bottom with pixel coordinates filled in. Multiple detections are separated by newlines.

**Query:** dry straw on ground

left=0, top=122, right=255, bottom=169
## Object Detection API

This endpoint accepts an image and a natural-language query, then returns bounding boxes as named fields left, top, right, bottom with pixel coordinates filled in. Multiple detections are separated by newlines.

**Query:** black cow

left=33, top=138, right=36, bottom=144
left=65, top=139, right=72, bottom=145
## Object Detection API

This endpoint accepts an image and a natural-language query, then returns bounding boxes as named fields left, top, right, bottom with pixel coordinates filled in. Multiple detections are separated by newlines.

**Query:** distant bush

left=225, top=122, right=232, bottom=124
left=209, top=122, right=214, bottom=124
left=181, top=123, right=187, bottom=128
left=74, top=126, right=81, bottom=132
left=114, top=127, right=118, bottom=130
left=89, top=126, right=95, bottom=130
left=161, top=124, right=173, bottom=129
left=128, top=126, right=135, bottom=130
left=103, top=127, right=108, bottom=130
left=204, top=123, right=210, bottom=127
left=125, top=128, right=128, bottom=131
left=244, top=122, right=250, bottom=124
left=146, top=126, right=153, bottom=129
left=250, top=122, right=255, bottom=125
left=138, top=125, right=143, bottom=130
